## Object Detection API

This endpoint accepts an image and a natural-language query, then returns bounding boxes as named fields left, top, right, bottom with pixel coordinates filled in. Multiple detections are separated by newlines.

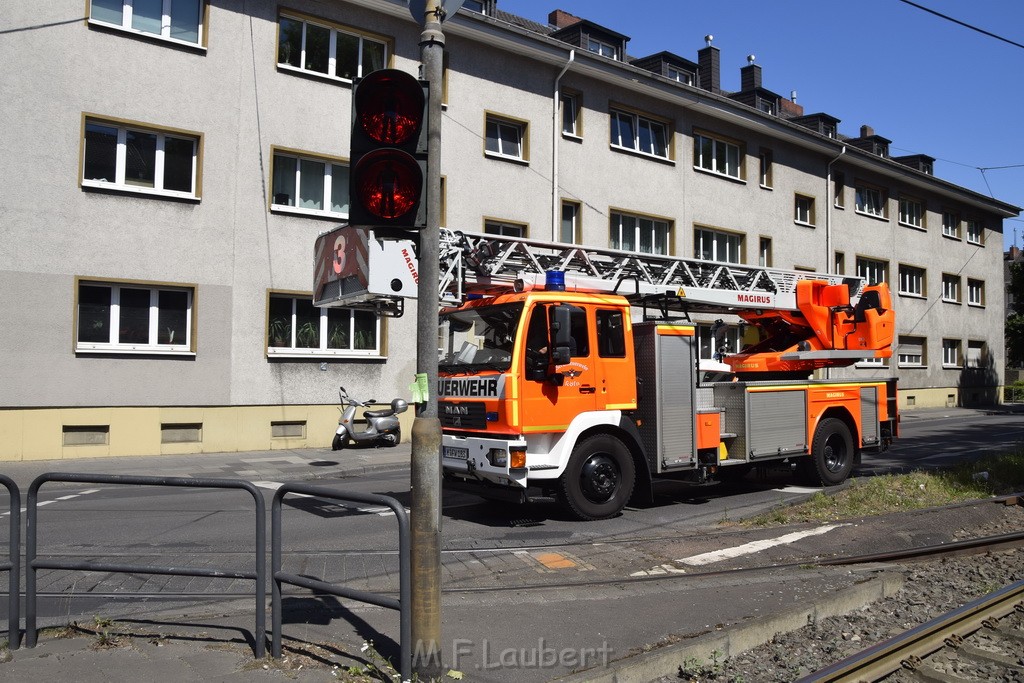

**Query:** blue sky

left=498, top=0, right=1024, bottom=250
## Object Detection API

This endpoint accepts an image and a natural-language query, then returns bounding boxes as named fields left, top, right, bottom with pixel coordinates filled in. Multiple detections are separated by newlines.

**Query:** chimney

left=860, top=125, right=874, bottom=138
left=740, top=54, right=761, bottom=91
left=548, top=9, right=582, bottom=29
left=778, top=98, right=804, bottom=118
left=697, top=35, right=720, bottom=94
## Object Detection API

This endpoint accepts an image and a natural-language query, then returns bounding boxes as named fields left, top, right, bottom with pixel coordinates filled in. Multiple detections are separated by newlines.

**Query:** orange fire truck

left=315, top=227, right=898, bottom=520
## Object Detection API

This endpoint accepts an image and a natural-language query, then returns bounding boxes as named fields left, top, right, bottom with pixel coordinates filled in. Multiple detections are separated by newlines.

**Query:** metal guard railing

left=271, top=483, right=411, bottom=681
left=24, top=473, right=267, bottom=656
left=0, top=475, right=20, bottom=650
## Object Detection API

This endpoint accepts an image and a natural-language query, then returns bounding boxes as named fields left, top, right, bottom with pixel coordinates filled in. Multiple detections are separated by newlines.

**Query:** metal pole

left=411, top=0, right=444, bottom=675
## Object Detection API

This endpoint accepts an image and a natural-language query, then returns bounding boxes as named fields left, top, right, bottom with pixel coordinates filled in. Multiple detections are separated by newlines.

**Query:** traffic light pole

left=411, top=0, right=444, bottom=673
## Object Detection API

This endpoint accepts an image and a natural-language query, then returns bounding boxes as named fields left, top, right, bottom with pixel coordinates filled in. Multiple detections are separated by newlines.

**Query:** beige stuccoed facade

left=0, top=0, right=1017, bottom=460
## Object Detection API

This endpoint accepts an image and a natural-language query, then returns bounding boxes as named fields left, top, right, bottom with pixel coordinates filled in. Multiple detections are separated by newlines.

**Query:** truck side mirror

left=549, top=305, right=573, bottom=366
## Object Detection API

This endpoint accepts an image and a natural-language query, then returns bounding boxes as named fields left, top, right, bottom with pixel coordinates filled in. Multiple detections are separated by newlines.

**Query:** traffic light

left=349, top=69, right=429, bottom=229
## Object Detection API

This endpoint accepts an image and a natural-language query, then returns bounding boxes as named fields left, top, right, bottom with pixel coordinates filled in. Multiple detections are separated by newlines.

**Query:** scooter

left=332, top=386, right=407, bottom=450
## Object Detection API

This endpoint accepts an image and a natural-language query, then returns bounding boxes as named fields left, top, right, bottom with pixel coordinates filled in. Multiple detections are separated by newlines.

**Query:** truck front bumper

left=441, top=434, right=529, bottom=490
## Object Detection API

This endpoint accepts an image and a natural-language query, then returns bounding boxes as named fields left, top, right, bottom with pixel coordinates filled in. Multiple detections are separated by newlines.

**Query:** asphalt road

left=3, top=407, right=1022, bottom=628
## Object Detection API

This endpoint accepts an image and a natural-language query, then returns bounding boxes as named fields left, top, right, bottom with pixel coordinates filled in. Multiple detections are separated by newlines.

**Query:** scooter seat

left=363, top=408, right=394, bottom=419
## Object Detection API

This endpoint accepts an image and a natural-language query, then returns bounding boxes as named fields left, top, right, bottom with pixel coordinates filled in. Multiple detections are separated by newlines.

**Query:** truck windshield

left=439, top=302, right=524, bottom=373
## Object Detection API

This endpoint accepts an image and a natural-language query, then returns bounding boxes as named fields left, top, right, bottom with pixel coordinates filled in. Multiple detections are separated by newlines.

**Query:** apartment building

left=0, top=0, right=1018, bottom=460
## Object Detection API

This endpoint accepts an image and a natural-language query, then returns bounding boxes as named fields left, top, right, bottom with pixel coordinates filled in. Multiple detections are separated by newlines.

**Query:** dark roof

left=492, top=9, right=552, bottom=35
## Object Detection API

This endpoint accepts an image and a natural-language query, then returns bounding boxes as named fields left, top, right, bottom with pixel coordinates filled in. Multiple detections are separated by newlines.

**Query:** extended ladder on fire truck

left=435, top=228, right=896, bottom=374
left=438, top=228, right=862, bottom=313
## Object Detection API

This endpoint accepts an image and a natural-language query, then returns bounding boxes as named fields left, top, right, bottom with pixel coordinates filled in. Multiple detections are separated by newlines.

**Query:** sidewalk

left=0, top=406, right=1013, bottom=682
left=0, top=442, right=412, bottom=488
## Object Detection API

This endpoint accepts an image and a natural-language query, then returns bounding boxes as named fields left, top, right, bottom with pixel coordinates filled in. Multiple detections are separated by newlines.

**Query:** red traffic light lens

left=355, top=70, right=425, bottom=145
left=352, top=149, right=423, bottom=220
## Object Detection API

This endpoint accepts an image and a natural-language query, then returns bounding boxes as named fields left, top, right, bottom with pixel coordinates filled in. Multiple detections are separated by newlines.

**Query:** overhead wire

left=896, top=0, right=1024, bottom=51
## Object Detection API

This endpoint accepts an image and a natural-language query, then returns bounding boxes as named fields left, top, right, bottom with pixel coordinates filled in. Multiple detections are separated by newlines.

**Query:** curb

left=310, top=456, right=410, bottom=480
left=551, top=568, right=905, bottom=683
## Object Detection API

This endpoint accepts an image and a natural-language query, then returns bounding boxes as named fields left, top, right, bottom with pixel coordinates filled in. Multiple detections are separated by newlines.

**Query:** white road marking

left=677, top=524, right=847, bottom=566
left=773, top=486, right=825, bottom=494
left=1, top=488, right=103, bottom=516
left=254, top=481, right=396, bottom=516
left=630, top=564, right=688, bottom=577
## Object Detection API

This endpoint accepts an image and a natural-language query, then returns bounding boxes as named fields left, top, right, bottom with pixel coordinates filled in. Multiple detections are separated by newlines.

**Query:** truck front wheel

left=802, top=417, right=854, bottom=486
left=559, top=435, right=635, bottom=520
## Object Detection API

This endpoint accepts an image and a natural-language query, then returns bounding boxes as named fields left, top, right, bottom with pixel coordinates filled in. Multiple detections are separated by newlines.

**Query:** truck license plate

left=443, top=446, right=469, bottom=460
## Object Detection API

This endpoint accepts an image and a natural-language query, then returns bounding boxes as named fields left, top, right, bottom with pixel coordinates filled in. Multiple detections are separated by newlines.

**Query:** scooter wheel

left=388, top=427, right=401, bottom=447
left=331, top=433, right=346, bottom=451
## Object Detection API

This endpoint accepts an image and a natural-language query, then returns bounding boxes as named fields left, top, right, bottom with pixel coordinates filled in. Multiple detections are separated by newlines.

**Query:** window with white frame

left=587, top=37, right=617, bottom=59
left=83, top=118, right=199, bottom=198
left=794, top=195, right=815, bottom=226
left=610, top=212, right=671, bottom=254
left=942, top=338, right=961, bottom=367
left=966, top=219, right=983, bottom=245
left=942, top=211, right=960, bottom=238
left=897, top=336, right=925, bottom=367
left=759, top=237, right=772, bottom=267
left=856, top=257, right=888, bottom=285
left=695, top=227, right=743, bottom=264
left=667, top=66, right=694, bottom=85
left=855, top=184, right=886, bottom=217
left=277, top=14, right=386, bottom=82
left=560, top=92, right=580, bottom=137
left=967, top=278, right=984, bottom=306
left=485, top=114, right=526, bottom=161
left=462, top=0, right=486, bottom=13
left=561, top=201, right=580, bottom=244
left=759, top=149, right=773, bottom=188
left=610, top=109, right=669, bottom=159
left=693, top=132, right=742, bottom=179
left=833, top=172, right=846, bottom=208
left=898, top=197, right=924, bottom=228
left=267, top=293, right=379, bottom=356
left=271, top=150, right=348, bottom=217
left=89, top=0, right=204, bottom=45
left=898, top=264, right=925, bottom=297
left=941, top=273, right=961, bottom=303
left=966, top=340, right=985, bottom=368
left=485, top=220, right=526, bottom=238
left=77, top=280, right=193, bottom=354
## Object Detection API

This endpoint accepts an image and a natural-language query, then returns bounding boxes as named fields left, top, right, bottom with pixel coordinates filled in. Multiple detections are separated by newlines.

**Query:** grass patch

left=746, top=450, right=1024, bottom=527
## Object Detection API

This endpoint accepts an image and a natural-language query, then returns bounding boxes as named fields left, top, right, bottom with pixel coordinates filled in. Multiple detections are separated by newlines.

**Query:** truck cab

left=439, top=288, right=642, bottom=518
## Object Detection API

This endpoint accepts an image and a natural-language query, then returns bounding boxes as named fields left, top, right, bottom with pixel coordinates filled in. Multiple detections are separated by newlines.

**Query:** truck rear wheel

left=559, top=435, right=635, bottom=520
left=803, top=417, right=854, bottom=486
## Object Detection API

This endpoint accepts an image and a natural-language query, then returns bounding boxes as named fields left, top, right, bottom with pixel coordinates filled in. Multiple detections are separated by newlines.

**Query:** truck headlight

left=487, top=449, right=507, bottom=467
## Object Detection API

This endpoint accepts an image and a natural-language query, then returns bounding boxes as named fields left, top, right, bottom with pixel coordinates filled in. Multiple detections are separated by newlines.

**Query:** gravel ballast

left=652, top=505, right=1024, bottom=682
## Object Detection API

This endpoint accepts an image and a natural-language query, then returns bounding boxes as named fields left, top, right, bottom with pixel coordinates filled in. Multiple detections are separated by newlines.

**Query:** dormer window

left=632, top=51, right=699, bottom=87
left=461, top=0, right=488, bottom=14
left=791, top=113, right=842, bottom=140
left=850, top=126, right=891, bottom=158
left=667, top=66, right=694, bottom=85
left=549, top=17, right=628, bottom=63
left=588, top=37, right=617, bottom=59
left=756, top=97, right=775, bottom=115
